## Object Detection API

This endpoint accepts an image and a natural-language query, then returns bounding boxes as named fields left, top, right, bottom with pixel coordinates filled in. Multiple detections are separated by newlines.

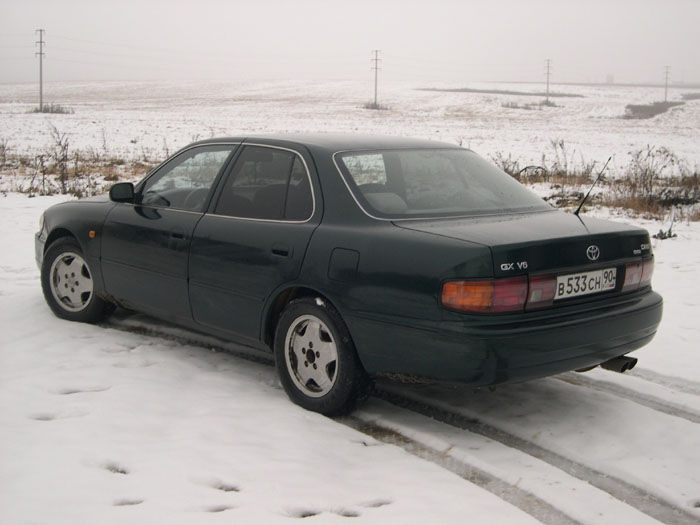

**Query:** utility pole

left=545, top=58, right=551, bottom=104
left=35, top=29, right=45, bottom=111
left=664, top=65, right=670, bottom=103
left=371, top=50, right=381, bottom=108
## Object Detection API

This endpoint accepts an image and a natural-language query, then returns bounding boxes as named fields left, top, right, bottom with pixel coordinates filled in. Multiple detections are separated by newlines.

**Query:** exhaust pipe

left=600, top=355, right=638, bottom=373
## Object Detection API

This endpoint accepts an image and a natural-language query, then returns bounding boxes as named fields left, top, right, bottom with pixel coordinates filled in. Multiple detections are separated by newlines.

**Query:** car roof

left=190, top=134, right=459, bottom=154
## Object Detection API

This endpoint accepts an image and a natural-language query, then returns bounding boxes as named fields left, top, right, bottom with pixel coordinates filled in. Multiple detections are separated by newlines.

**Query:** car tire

left=274, top=297, right=371, bottom=416
left=41, top=237, right=114, bottom=323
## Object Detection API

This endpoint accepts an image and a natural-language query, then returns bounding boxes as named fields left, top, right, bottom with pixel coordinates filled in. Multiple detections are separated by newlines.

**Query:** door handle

left=167, top=230, right=187, bottom=251
left=271, top=243, right=291, bottom=257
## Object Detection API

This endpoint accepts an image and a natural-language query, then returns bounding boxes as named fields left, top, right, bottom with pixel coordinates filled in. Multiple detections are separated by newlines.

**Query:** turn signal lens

left=442, top=277, right=527, bottom=313
left=442, top=280, right=493, bottom=312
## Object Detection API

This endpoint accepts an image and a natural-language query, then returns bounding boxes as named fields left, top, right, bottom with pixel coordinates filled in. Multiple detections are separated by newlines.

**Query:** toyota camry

left=36, top=135, right=663, bottom=415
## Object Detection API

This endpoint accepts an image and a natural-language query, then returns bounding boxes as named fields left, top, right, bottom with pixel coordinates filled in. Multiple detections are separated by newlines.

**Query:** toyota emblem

left=586, top=245, right=600, bottom=261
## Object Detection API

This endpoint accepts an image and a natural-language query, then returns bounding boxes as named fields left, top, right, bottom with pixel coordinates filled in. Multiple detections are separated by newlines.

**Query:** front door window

left=140, top=145, right=234, bottom=211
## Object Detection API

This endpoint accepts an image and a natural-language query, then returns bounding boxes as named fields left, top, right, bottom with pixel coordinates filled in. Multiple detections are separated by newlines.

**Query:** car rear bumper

left=348, top=290, right=663, bottom=385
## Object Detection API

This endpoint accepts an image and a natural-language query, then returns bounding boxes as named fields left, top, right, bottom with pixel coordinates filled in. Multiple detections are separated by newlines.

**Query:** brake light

left=442, top=277, right=527, bottom=313
left=493, top=277, right=529, bottom=311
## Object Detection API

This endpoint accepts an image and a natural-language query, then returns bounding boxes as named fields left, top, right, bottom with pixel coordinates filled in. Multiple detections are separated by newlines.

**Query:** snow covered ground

left=1, top=79, right=699, bottom=173
left=1, top=192, right=699, bottom=524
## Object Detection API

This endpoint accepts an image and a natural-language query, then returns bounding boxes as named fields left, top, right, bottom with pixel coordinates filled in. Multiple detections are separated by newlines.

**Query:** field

left=1, top=79, right=699, bottom=169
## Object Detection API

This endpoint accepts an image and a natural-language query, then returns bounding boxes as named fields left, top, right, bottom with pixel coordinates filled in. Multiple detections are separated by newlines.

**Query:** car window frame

left=132, top=142, right=240, bottom=213
left=207, top=143, right=317, bottom=224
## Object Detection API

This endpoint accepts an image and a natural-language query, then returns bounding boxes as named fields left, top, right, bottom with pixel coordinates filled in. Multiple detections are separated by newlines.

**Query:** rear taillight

left=442, top=259, right=654, bottom=314
left=640, top=258, right=654, bottom=288
left=441, top=277, right=527, bottom=313
left=623, top=258, right=654, bottom=292
left=622, top=262, right=642, bottom=292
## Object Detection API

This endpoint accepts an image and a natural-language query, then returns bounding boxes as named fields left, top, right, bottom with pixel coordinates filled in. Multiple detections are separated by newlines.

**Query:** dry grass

left=492, top=140, right=595, bottom=186
left=603, top=196, right=667, bottom=219
left=363, top=101, right=389, bottom=110
left=492, top=141, right=700, bottom=221
left=29, top=103, right=74, bottom=115
left=3, top=130, right=699, bottom=222
left=0, top=147, right=154, bottom=197
left=502, top=100, right=559, bottom=111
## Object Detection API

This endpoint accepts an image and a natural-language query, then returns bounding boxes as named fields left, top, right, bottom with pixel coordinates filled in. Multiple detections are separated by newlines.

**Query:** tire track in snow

left=103, top=314, right=275, bottom=366
left=343, top=416, right=581, bottom=525
left=555, top=373, right=700, bottom=424
left=374, top=387, right=699, bottom=525
left=629, top=369, right=700, bottom=397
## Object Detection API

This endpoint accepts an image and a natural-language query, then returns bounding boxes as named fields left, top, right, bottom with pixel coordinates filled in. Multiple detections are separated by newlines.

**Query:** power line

left=664, top=65, right=670, bottom=102
left=49, top=57, right=195, bottom=73
left=384, top=53, right=538, bottom=69
left=52, top=34, right=174, bottom=54
left=545, top=58, right=551, bottom=103
left=52, top=33, right=245, bottom=62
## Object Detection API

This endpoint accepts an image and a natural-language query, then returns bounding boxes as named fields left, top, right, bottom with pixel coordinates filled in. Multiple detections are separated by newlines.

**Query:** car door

left=101, top=143, right=237, bottom=320
left=189, top=144, right=320, bottom=344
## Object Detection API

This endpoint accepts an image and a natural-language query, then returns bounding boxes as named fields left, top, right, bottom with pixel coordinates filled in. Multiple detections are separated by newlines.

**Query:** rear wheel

left=274, top=297, right=371, bottom=416
left=41, top=238, right=114, bottom=323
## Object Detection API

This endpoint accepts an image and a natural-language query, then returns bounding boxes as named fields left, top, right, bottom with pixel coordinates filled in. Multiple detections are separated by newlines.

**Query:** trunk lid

left=394, top=210, right=652, bottom=277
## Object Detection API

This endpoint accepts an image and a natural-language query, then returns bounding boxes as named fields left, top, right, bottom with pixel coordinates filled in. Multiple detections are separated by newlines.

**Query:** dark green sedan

left=35, top=135, right=663, bottom=415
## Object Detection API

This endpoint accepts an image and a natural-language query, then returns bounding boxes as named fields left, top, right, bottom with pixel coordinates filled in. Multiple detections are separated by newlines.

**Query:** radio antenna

left=574, top=156, right=612, bottom=216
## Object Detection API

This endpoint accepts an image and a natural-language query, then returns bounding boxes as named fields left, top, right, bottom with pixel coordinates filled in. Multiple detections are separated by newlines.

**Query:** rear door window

left=214, top=146, right=313, bottom=221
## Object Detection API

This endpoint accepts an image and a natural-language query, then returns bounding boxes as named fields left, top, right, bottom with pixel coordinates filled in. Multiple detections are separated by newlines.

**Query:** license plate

left=555, top=268, right=616, bottom=300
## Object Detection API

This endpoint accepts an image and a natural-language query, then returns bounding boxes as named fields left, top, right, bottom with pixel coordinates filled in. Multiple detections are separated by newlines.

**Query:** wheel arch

left=263, top=286, right=341, bottom=348
left=45, top=228, right=80, bottom=253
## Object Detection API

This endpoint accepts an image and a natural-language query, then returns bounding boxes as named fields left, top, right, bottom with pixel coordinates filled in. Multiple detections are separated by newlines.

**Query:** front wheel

left=41, top=237, right=114, bottom=323
left=274, top=297, right=371, bottom=416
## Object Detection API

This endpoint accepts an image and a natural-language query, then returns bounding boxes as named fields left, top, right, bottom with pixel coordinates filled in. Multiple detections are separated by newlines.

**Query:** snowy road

left=1, top=194, right=699, bottom=524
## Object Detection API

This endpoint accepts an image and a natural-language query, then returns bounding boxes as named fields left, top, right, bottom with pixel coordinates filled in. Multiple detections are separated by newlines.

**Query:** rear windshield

left=335, top=148, right=550, bottom=219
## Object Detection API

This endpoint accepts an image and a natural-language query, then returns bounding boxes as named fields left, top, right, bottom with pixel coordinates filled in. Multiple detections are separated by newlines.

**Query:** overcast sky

left=1, top=0, right=699, bottom=85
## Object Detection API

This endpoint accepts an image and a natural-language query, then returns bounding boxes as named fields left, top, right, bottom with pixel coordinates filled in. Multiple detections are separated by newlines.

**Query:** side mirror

left=109, top=182, right=135, bottom=203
